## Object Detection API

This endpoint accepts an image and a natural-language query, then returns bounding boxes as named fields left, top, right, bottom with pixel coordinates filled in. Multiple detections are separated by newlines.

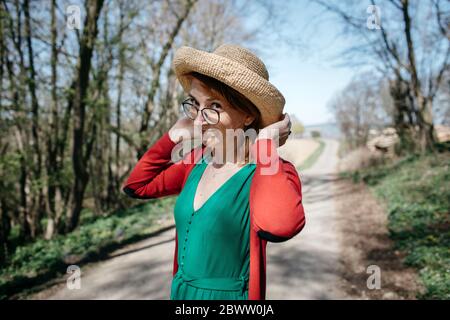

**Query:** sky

left=247, top=1, right=361, bottom=126
left=268, top=51, right=355, bottom=126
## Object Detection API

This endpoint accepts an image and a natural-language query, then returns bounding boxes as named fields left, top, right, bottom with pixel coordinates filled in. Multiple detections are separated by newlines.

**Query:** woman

left=122, top=44, right=306, bottom=300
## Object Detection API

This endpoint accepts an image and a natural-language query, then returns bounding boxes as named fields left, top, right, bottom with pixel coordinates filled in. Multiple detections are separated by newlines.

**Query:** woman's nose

left=193, top=108, right=206, bottom=125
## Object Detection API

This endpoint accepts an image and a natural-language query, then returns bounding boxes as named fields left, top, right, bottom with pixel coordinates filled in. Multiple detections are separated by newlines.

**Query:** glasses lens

left=182, top=102, right=197, bottom=120
left=202, top=109, right=219, bottom=124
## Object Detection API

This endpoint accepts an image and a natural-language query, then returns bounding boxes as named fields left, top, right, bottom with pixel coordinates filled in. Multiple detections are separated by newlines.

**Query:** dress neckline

left=191, top=156, right=254, bottom=213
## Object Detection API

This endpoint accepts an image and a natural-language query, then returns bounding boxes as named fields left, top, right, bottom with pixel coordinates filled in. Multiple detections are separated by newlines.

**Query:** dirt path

left=33, top=138, right=340, bottom=300
left=31, top=224, right=177, bottom=299
left=266, top=138, right=345, bottom=299
left=267, top=138, right=422, bottom=299
left=333, top=177, right=423, bottom=299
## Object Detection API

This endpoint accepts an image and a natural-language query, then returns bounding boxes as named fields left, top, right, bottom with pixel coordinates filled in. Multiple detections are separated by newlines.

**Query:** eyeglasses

left=181, top=98, right=220, bottom=125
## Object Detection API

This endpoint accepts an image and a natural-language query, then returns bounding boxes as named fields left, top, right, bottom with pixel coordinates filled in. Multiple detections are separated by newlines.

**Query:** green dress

left=170, top=154, right=256, bottom=300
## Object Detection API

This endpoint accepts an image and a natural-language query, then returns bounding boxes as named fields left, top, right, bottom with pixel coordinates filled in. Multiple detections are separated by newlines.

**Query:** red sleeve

left=249, top=138, right=306, bottom=242
left=121, top=131, right=195, bottom=199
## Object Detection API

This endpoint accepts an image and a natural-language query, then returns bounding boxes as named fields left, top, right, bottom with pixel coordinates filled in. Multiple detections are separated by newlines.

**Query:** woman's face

left=187, top=77, right=255, bottom=150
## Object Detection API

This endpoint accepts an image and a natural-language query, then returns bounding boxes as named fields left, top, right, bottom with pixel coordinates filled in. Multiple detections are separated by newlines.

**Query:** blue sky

left=248, top=1, right=360, bottom=126
left=268, top=51, right=355, bottom=126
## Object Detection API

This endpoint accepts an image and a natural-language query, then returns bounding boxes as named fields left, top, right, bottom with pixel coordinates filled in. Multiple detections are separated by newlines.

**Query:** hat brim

left=172, top=46, right=285, bottom=128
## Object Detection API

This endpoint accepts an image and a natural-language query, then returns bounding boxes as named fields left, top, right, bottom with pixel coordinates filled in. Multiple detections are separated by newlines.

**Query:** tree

left=66, top=0, right=105, bottom=232
left=329, top=73, right=391, bottom=150
left=313, top=0, right=449, bottom=153
left=0, top=0, right=294, bottom=253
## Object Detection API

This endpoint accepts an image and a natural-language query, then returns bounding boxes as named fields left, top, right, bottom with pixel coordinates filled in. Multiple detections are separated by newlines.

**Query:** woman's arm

left=249, top=138, right=306, bottom=242
left=122, top=131, right=194, bottom=199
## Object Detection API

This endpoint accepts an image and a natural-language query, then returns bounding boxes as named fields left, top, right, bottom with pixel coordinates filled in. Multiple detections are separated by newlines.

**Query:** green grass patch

left=297, top=139, right=325, bottom=171
left=0, top=196, right=176, bottom=299
left=342, top=151, right=450, bottom=299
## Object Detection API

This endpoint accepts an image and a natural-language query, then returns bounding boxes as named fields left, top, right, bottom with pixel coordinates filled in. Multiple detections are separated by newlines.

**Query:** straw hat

left=172, top=44, right=285, bottom=128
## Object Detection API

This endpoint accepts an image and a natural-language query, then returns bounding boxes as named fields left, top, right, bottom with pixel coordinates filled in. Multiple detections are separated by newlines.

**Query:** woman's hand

left=168, top=116, right=199, bottom=144
left=257, top=113, right=292, bottom=147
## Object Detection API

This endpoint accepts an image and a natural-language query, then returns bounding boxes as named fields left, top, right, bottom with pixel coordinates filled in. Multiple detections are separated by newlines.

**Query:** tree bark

left=24, top=0, right=45, bottom=238
left=400, top=0, right=436, bottom=152
left=66, top=0, right=105, bottom=233
left=44, top=0, right=60, bottom=239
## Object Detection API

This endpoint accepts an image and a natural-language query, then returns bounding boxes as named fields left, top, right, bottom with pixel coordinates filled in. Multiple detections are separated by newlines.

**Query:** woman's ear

left=244, top=115, right=256, bottom=127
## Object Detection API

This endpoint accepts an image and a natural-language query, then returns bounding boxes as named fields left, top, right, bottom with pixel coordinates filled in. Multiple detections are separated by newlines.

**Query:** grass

left=297, top=139, right=325, bottom=171
left=341, top=150, right=450, bottom=299
left=0, top=196, right=176, bottom=300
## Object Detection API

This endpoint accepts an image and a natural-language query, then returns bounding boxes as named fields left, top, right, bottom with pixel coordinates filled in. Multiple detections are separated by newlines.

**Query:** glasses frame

left=181, top=98, right=221, bottom=125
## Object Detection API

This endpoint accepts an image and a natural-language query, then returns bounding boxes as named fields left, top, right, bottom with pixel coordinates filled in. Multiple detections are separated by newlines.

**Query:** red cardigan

left=122, top=131, right=306, bottom=300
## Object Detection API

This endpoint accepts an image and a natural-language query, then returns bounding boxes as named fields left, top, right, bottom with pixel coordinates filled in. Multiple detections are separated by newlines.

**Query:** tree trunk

left=66, top=0, right=105, bottom=233
left=401, top=0, right=436, bottom=152
left=24, top=0, right=44, bottom=238
left=45, top=0, right=59, bottom=239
